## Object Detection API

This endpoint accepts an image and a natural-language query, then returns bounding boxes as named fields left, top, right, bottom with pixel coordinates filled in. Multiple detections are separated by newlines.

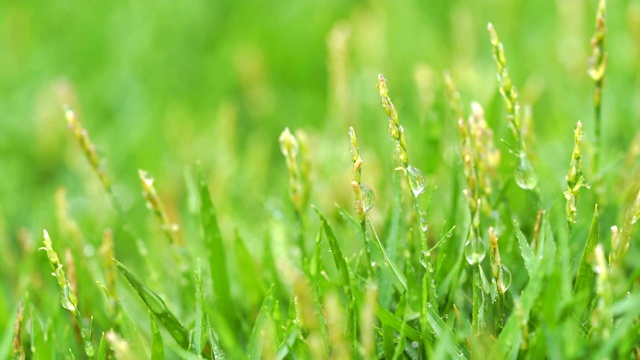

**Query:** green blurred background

left=1, top=0, right=639, bottom=338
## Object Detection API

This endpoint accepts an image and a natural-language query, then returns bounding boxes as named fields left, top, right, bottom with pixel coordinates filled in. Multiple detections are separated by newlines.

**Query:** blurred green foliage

left=1, top=0, right=640, bottom=356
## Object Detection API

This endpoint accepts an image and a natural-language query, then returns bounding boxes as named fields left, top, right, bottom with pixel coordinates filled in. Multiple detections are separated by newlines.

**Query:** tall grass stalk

left=588, top=0, right=607, bottom=176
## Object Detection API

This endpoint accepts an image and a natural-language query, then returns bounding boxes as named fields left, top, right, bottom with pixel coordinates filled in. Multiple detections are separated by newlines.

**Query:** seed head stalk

left=64, top=106, right=157, bottom=283
left=376, top=74, right=436, bottom=306
left=488, top=24, right=541, bottom=201
left=349, top=127, right=375, bottom=278
left=279, top=128, right=312, bottom=265
left=41, top=230, right=95, bottom=359
left=564, top=121, right=587, bottom=233
left=588, top=0, right=607, bottom=176
left=458, top=117, right=486, bottom=335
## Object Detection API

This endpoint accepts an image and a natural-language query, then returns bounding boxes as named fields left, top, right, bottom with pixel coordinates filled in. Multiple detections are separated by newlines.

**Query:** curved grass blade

left=197, top=164, right=235, bottom=328
left=115, top=260, right=189, bottom=349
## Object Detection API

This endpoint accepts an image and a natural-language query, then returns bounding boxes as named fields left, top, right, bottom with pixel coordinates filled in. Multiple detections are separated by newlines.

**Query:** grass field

left=2, top=0, right=640, bottom=358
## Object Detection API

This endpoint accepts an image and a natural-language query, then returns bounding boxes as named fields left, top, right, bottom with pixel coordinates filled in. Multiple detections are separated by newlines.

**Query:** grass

left=2, top=0, right=640, bottom=359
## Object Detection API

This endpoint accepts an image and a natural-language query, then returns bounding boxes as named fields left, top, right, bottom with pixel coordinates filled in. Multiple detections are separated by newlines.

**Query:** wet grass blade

left=115, top=260, right=189, bottom=349
left=197, top=165, right=235, bottom=327
left=375, top=305, right=422, bottom=342
left=573, top=205, right=599, bottom=319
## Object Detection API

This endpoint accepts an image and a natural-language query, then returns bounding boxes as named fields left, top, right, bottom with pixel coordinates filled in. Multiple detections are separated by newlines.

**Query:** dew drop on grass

left=464, top=239, right=486, bottom=265
left=360, top=184, right=375, bottom=213
left=500, top=264, right=512, bottom=292
left=419, top=212, right=428, bottom=232
left=407, top=166, right=427, bottom=197
left=514, top=154, right=538, bottom=190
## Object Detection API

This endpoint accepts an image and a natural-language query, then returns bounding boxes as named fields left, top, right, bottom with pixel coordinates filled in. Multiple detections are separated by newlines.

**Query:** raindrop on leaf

left=514, top=154, right=538, bottom=190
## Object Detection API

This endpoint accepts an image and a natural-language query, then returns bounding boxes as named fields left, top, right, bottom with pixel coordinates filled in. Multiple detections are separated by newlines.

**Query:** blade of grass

left=197, top=164, right=236, bottom=328
left=115, top=260, right=189, bottom=349
left=375, top=305, right=422, bottom=342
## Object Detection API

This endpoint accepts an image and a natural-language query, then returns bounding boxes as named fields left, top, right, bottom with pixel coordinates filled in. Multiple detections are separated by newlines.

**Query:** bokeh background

left=1, top=0, right=639, bottom=343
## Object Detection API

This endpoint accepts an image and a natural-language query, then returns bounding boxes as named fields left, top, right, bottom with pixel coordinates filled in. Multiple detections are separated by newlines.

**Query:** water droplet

left=371, top=261, right=377, bottom=268
left=419, top=213, right=429, bottom=232
left=514, top=154, right=538, bottom=190
left=411, top=341, right=419, bottom=348
left=631, top=216, right=638, bottom=224
left=407, top=166, right=427, bottom=197
left=464, top=239, right=486, bottom=265
left=360, top=184, right=375, bottom=213
left=499, top=264, right=512, bottom=293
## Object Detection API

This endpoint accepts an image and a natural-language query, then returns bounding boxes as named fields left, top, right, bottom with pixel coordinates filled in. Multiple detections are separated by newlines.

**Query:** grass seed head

left=564, top=121, right=586, bottom=226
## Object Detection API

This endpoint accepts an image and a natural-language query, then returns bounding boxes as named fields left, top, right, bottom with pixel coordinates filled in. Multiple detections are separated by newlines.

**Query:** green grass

left=2, top=0, right=640, bottom=358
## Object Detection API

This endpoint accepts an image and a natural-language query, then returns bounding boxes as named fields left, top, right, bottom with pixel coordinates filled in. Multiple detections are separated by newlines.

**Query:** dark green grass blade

left=197, top=165, right=235, bottom=326
left=514, top=220, right=536, bottom=276
left=573, top=205, right=599, bottom=319
left=115, top=260, right=189, bottom=349
left=150, top=314, right=164, bottom=360
left=375, top=305, right=422, bottom=342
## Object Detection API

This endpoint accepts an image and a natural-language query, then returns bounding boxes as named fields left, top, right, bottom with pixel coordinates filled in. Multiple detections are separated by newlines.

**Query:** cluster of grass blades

left=5, top=0, right=640, bottom=358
